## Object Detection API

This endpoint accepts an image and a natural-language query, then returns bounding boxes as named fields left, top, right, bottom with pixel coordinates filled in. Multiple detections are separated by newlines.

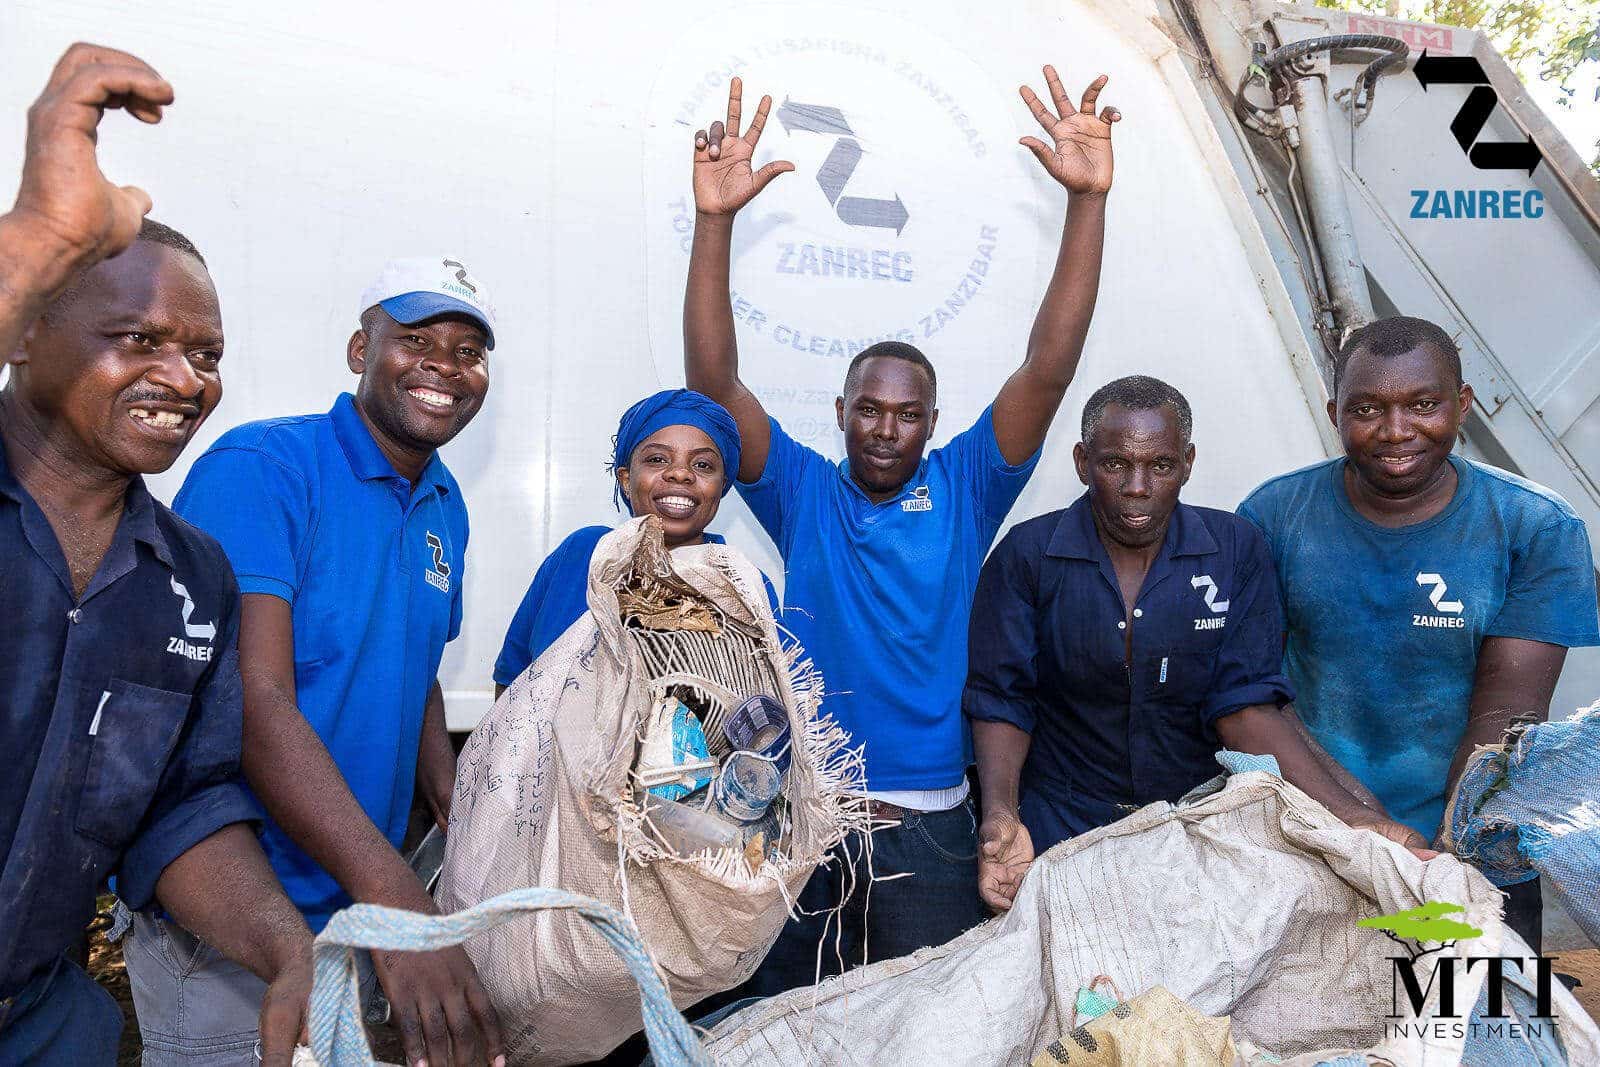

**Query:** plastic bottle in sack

left=641, top=794, right=742, bottom=856
left=713, top=751, right=783, bottom=821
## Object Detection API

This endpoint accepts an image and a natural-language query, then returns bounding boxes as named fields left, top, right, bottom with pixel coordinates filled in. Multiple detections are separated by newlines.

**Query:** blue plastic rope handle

left=308, top=887, right=710, bottom=1067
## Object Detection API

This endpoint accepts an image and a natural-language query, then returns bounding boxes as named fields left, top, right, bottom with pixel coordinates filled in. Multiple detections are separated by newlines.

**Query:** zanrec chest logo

left=1190, top=574, right=1229, bottom=630
left=901, top=485, right=932, bottom=512
left=1414, top=572, right=1466, bottom=628
left=166, top=575, right=216, bottom=662
left=424, top=532, right=451, bottom=593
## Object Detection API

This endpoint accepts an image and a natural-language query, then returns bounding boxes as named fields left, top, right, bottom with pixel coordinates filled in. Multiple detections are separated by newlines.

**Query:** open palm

left=693, top=77, right=794, bottom=216
left=1019, top=66, right=1119, bottom=196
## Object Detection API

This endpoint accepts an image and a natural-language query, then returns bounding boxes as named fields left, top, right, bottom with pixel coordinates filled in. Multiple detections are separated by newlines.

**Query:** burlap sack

left=701, top=773, right=1600, bottom=1066
left=436, top=517, right=865, bottom=1065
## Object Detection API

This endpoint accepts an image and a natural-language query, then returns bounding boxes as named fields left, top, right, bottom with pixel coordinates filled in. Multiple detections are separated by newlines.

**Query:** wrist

left=0, top=210, right=97, bottom=289
left=694, top=210, right=738, bottom=229
left=1067, top=189, right=1110, bottom=209
left=264, top=927, right=314, bottom=979
left=348, top=853, right=439, bottom=914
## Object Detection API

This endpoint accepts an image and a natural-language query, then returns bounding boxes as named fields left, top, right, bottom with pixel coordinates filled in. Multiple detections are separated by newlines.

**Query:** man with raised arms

left=683, top=67, right=1117, bottom=990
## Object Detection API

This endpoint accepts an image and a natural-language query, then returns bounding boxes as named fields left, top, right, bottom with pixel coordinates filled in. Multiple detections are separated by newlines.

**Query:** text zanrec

left=1409, top=188, right=1546, bottom=220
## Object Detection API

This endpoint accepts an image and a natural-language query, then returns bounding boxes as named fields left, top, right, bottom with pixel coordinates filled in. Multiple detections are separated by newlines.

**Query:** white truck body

left=2, top=0, right=1594, bottom=729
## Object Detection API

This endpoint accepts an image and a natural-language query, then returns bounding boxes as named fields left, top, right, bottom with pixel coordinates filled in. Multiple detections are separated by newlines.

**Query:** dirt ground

left=1556, top=948, right=1600, bottom=1021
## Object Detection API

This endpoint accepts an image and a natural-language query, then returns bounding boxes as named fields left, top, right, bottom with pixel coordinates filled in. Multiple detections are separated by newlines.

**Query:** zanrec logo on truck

left=646, top=9, right=1045, bottom=446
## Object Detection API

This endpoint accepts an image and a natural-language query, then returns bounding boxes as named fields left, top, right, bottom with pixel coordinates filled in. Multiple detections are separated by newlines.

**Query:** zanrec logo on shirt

left=424, top=532, right=451, bottom=593
left=901, top=485, right=932, bottom=513
left=166, top=575, right=216, bottom=662
left=1190, top=574, right=1229, bottom=630
left=1414, top=572, right=1466, bottom=629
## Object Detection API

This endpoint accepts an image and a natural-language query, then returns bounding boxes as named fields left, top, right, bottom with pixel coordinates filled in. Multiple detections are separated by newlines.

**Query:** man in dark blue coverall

left=964, top=376, right=1432, bottom=912
left=0, top=45, right=311, bottom=1065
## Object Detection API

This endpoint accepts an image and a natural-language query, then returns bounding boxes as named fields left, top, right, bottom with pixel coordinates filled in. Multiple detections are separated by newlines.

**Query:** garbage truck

left=4, top=0, right=1593, bottom=728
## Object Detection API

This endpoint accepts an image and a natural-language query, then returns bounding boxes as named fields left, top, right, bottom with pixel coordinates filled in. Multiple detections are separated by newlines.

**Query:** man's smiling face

left=1331, top=342, right=1472, bottom=501
left=349, top=306, right=489, bottom=453
left=15, top=239, right=223, bottom=475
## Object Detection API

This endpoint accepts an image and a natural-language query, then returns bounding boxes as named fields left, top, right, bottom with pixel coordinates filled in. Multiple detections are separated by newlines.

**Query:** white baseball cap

left=358, top=255, right=497, bottom=350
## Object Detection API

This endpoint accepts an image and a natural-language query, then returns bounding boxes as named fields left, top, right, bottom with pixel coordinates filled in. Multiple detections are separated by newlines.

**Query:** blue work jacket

left=963, top=494, right=1292, bottom=850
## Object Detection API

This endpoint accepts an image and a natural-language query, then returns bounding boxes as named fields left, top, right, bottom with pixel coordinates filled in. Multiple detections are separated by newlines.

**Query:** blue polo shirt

left=493, top=526, right=781, bottom=687
left=0, top=446, right=256, bottom=997
left=963, top=495, right=1293, bottom=849
left=1240, top=455, right=1600, bottom=838
left=174, top=393, right=467, bottom=931
left=737, top=408, right=1038, bottom=790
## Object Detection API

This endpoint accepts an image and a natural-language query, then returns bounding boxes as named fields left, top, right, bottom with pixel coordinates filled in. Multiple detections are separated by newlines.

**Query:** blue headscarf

left=611, top=389, right=742, bottom=512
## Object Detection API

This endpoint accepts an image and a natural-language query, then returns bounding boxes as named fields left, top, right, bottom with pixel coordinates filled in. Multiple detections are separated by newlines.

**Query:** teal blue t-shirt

left=1239, top=455, right=1599, bottom=837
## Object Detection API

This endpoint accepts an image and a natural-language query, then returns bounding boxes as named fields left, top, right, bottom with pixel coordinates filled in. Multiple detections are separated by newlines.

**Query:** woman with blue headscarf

left=492, top=389, right=774, bottom=694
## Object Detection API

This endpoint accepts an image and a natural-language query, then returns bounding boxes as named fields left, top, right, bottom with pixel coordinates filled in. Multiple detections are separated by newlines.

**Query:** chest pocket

left=76, top=678, right=191, bottom=848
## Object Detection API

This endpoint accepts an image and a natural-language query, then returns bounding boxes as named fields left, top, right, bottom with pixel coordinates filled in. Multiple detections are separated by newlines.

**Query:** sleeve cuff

left=980, top=405, right=1042, bottom=475
left=963, top=689, right=1037, bottom=734
left=117, top=782, right=262, bottom=911
left=1204, top=678, right=1294, bottom=726
left=1483, top=624, right=1600, bottom=648
left=235, top=574, right=295, bottom=601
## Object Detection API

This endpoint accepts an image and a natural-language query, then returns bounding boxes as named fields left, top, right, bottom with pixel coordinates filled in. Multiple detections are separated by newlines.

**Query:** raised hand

left=693, top=77, right=795, bottom=217
left=1018, top=66, right=1119, bottom=196
left=977, top=809, right=1035, bottom=913
left=11, top=43, right=174, bottom=268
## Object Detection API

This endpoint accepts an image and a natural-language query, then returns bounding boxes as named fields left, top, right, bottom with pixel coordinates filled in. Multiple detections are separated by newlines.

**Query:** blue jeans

left=740, top=799, right=988, bottom=998
left=0, top=956, right=123, bottom=1066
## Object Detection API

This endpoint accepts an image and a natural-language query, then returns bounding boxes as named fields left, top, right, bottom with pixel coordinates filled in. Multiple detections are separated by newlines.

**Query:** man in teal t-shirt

left=1241, top=316, right=1600, bottom=951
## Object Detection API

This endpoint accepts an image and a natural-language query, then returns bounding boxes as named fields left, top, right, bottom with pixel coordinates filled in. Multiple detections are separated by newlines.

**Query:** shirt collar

left=0, top=434, right=172, bottom=566
left=1045, top=493, right=1218, bottom=561
left=329, top=392, right=450, bottom=497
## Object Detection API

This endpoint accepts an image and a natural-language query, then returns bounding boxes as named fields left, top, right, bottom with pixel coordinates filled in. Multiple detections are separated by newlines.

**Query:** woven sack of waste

left=436, top=515, right=865, bottom=1065
left=700, top=772, right=1600, bottom=1066
left=1440, top=699, right=1600, bottom=944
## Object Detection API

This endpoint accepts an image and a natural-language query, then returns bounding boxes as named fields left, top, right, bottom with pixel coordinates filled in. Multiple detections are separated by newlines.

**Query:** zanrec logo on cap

left=901, top=485, right=932, bottom=512
left=425, top=532, right=451, bottom=593
left=166, top=575, right=216, bottom=662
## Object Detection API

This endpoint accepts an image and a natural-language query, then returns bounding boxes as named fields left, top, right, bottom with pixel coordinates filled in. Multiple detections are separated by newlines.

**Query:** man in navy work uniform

left=683, top=68, right=1119, bottom=989
left=122, top=258, right=506, bottom=1067
left=1240, top=316, right=1600, bottom=951
left=965, top=377, right=1430, bottom=912
left=0, top=45, right=311, bottom=1066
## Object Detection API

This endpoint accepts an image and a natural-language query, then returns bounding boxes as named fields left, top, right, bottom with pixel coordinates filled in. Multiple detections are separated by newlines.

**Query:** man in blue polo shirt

left=122, top=258, right=505, bottom=1066
left=0, top=46, right=311, bottom=1065
left=682, top=69, right=1118, bottom=989
left=965, top=377, right=1429, bottom=912
left=1240, top=316, right=1600, bottom=951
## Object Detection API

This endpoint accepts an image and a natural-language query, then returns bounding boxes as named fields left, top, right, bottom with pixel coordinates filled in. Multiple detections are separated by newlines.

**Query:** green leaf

left=1358, top=902, right=1485, bottom=942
